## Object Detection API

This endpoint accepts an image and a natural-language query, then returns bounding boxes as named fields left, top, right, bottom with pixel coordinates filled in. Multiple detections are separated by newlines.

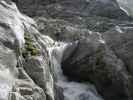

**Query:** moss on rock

left=22, top=33, right=37, bottom=58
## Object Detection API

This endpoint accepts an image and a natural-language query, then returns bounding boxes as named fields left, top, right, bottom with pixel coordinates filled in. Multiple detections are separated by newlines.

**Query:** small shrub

left=22, top=33, right=37, bottom=58
left=31, top=49, right=37, bottom=56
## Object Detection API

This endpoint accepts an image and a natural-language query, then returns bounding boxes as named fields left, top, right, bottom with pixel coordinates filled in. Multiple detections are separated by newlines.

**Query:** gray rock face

left=13, top=0, right=52, bottom=16
left=15, top=0, right=129, bottom=19
left=61, top=32, right=133, bottom=100
left=0, top=1, right=55, bottom=100
left=10, top=67, right=47, bottom=100
left=103, top=26, right=133, bottom=76
left=1, top=0, right=133, bottom=100
left=34, top=16, right=133, bottom=44
left=14, top=0, right=133, bottom=99
left=54, top=84, right=64, bottom=100
left=23, top=56, right=54, bottom=100
left=117, top=0, right=133, bottom=17
left=10, top=79, right=46, bottom=100
left=34, top=17, right=91, bottom=41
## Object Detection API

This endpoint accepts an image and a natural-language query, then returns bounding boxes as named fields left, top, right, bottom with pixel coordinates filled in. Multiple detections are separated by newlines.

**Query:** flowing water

left=49, top=42, right=104, bottom=100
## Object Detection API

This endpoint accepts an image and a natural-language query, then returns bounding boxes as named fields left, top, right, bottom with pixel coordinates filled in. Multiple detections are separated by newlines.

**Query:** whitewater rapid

left=49, top=42, right=103, bottom=100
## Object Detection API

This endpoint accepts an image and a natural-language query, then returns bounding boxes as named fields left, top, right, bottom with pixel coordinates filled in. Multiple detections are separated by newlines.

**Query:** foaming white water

left=49, top=42, right=103, bottom=100
left=0, top=68, right=14, bottom=100
left=48, top=42, right=68, bottom=81
left=57, top=81, right=102, bottom=100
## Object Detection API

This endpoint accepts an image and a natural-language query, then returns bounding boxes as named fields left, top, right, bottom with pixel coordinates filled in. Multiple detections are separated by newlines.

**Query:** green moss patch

left=22, top=33, right=37, bottom=58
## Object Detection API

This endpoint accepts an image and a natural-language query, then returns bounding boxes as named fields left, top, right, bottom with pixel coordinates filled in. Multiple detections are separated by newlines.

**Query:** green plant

left=22, top=33, right=37, bottom=58
left=31, top=49, right=37, bottom=56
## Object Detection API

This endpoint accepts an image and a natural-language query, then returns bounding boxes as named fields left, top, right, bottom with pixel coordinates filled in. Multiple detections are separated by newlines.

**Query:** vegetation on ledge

left=22, top=33, right=37, bottom=58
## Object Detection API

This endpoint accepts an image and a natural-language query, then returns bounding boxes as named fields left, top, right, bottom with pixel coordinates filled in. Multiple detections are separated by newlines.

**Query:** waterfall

left=48, top=42, right=104, bottom=100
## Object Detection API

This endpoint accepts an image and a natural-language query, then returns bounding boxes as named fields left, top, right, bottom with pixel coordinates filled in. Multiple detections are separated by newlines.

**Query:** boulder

left=61, top=32, right=133, bottom=100
left=103, top=26, right=133, bottom=76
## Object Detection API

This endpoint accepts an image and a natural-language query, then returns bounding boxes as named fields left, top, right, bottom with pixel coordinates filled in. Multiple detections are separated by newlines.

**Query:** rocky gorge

left=0, top=0, right=133, bottom=100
